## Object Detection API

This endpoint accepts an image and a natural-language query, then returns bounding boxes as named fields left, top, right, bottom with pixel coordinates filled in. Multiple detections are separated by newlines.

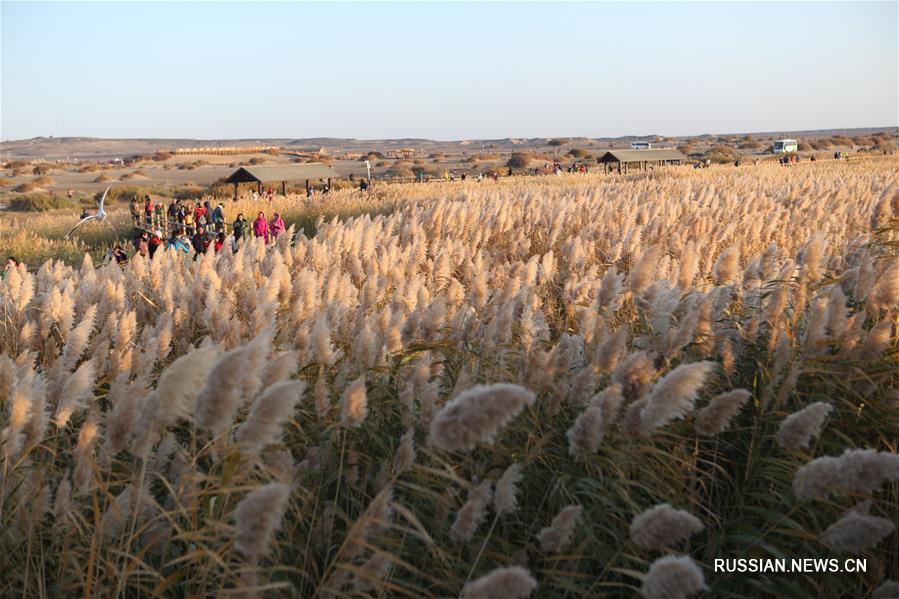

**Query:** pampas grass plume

left=694, top=389, right=751, bottom=435
left=451, top=481, right=492, bottom=543
left=429, top=383, right=535, bottom=452
left=638, top=361, right=715, bottom=435
left=641, top=555, right=706, bottom=599
left=538, top=504, right=582, bottom=553
left=821, top=504, right=896, bottom=553
left=776, top=402, right=833, bottom=450
left=340, top=375, right=368, bottom=428
left=235, top=380, right=305, bottom=452
left=234, top=482, right=291, bottom=558
left=462, top=566, right=537, bottom=599
left=630, top=504, right=704, bottom=550
left=494, top=463, right=524, bottom=516
left=793, top=449, right=899, bottom=500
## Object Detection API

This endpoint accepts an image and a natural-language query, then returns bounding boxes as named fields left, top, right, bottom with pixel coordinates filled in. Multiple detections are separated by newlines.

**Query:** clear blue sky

left=1, top=1, right=896, bottom=141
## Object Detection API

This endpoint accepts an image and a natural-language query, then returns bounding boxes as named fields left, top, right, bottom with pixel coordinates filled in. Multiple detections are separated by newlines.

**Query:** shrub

left=706, top=145, right=738, bottom=163
left=33, top=175, right=54, bottom=186
left=94, top=174, right=113, bottom=183
left=568, top=148, right=590, bottom=159
left=548, top=138, right=567, bottom=147
left=797, top=142, right=813, bottom=152
left=152, top=152, right=172, bottom=161
left=264, top=148, right=281, bottom=156
left=8, top=193, right=74, bottom=211
left=0, top=177, right=12, bottom=186
left=78, top=164, right=104, bottom=173
left=506, top=153, right=532, bottom=169
left=247, top=158, right=264, bottom=166
left=32, top=164, right=52, bottom=175
left=386, top=165, right=415, bottom=179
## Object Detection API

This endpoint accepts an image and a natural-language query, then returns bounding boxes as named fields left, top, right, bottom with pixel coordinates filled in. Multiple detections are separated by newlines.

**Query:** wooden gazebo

left=225, top=164, right=341, bottom=198
left=597, top=149, right=687, bottom=174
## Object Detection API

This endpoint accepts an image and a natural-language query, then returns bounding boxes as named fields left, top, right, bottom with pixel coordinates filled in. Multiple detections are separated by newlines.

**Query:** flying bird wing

left=64, top=215, right=99, bottom=239
left=97, top=186, right=109, bottom=216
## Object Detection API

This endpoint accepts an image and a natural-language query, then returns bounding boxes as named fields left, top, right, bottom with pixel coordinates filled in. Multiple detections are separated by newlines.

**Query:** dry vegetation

left=1, top=160, right=898, bottom=598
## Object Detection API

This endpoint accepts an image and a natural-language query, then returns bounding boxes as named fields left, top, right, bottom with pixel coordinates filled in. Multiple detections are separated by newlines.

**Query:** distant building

left=390, top=148, right=415, bottom=159
left=170, top=146, right=281, bottom=156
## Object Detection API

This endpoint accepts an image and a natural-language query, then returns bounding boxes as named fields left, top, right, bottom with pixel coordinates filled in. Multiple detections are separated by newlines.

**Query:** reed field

left=1, top=159, right=898, bottom=598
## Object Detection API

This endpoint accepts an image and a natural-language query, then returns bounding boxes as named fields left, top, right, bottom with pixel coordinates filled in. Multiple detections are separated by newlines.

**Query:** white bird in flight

left=65, top=186, right=109, bottom=239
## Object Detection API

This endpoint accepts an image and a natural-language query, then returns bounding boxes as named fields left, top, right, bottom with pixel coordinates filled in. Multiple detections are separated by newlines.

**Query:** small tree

left=547, top=138, right=568, bottom=147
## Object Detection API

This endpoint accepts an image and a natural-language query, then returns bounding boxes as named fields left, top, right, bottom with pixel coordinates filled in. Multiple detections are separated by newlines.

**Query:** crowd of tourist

left=111, top=196, right=289, bottom=264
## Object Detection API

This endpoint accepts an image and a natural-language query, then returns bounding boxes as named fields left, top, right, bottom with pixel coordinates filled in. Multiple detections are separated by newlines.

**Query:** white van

left=631, top=141, right=652, bottom=150
left=772, top=139, right=798, bottom=153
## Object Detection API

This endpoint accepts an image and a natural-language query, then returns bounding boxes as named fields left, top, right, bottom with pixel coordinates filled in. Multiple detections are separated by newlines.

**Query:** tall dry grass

left=0, top=159, right=897, bottom=597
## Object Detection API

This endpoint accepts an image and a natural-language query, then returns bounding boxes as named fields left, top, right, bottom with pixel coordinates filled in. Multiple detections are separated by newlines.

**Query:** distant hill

left=2, top=127, right=895, bottom=160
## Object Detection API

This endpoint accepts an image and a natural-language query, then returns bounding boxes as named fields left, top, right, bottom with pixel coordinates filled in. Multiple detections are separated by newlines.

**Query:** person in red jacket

left=253, top=211, right=269, bottom=244
left=214, top=232, right=226, bottom=253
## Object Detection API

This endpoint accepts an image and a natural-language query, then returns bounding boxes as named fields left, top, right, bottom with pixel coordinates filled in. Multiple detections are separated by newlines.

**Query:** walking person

left=211, top=202, right=225, bottom=233
left=129, top=196, right=141, bottom=226
left=269, top=212, right=285, bottom=239
left=253, top=211, right=269, bottom=244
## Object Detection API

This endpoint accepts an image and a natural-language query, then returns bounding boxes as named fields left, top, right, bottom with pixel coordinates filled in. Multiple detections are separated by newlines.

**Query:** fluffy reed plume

left=195, top=344, right=257, bottom=435
left=859, top=320, right=894, bottom=360
left=537, top=504, right=582, bottom=553
left=694, top=389, right=751, bottom=435
left=712, top=244, right=740, bottom=286
left=589, top=383, right=625, bottom=424
left=428, top=383, right=535, bottom=452
left=234, top=482, right=292, bottom=558
left=340, top=375, right=368, bottom=428
left=451, top=480, right=492, bottom=543
left=868, top=258, right=899, bottom=314
left=494, top=463, right=524, bottom=516
left=53, top=361, right=96, bottom=427
left=58, top=304, right=97, bottom=372
left=612, top=352, right=654, bottom=401
left=567, top=406, right=604, bottom=456
left=2, top=380, right=32, bottom=459
left=311, top=313, right=341, bottom=367
left=641, top=555, right=707, bottom=599
left=73, top=413, right=100, bottom=492
left=873, top=580, right=899, bottom=599
left=793, top=449, right=899, bottom=500
left=314, top=367, right=330, bottom=418
left=153, top=345, right=220, bottom=425
left=261, top=350, right=300, bottom=391
left=629, top=244, right=662, bottom=296
left=821, top=503, right=896, bottom=553
left=630, top=504, right=704, bottom=550
left=352, top=551, right=393, bottom=593
left=776, top=402, right=833, bottom=450
left=462, top=566, right=537, bottom=599
left=235, top=380, right=305, bottom=452
left=637, top=361, right=715, bottom=435
left=105, top=374, right=143, bottom=454
left=391, top=428, right=416, bottom=475
left=52, top=474, right=72, bottom=521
